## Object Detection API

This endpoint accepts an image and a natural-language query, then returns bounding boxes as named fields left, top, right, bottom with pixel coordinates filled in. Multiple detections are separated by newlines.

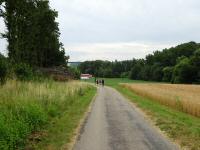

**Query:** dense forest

left=79, top=42, right=200, bottom=84
left=0, top=0, right=69, bottom=83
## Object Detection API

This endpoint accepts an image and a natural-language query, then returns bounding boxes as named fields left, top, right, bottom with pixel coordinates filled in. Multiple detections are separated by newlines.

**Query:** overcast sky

left=1, top=0, right=200, bottom=61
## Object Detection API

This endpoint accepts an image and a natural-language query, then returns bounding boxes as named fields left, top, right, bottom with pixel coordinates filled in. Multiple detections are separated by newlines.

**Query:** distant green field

left=83, top=77, right=152, bottom=87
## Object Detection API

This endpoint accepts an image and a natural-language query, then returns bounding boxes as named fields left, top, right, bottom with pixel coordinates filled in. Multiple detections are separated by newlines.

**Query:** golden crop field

left=122, top=83, right=200, bottom=117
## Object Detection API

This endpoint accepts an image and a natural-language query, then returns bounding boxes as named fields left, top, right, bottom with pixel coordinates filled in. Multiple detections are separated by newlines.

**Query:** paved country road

left=74, top=86, right=179, bottom=150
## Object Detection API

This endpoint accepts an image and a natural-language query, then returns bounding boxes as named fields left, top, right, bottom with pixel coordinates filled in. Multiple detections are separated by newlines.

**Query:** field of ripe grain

left=122, top=83, right=200, bottom=117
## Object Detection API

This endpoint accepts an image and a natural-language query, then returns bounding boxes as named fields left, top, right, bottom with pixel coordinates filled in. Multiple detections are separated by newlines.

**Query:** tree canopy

left=0, top=0, right=67, bottom=67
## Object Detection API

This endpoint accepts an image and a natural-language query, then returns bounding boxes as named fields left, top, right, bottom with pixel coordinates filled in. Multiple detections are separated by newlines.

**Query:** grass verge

left=30, top=85, right=96, bottom=149
left=0, top=80, right=96, bottom=150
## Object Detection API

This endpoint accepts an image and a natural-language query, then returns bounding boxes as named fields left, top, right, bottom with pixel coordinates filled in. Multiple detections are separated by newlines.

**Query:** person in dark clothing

left=99, top=80, right=101, bottom=85
left=102, top=79, right=104, bottom=86
left=96, top=80, right=99, bottom=85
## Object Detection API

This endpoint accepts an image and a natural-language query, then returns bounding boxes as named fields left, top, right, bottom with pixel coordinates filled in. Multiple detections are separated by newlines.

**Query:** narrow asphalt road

left=74, top=86, right=179, bottom=150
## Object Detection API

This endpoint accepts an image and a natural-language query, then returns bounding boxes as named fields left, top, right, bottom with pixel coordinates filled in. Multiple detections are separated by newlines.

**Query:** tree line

left=79, top=42, right=200, bottom=84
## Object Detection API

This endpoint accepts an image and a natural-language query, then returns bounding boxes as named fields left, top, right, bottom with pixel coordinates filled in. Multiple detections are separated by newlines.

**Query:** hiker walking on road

left=99, top=80, right=101, bottom=85
left=96, top=79, right=99, bottom=85
left=102, top=79, right=104, bottom=86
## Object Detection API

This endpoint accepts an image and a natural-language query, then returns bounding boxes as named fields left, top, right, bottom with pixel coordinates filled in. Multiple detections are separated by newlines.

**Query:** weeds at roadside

left=0, top=80, right=95, bottom=149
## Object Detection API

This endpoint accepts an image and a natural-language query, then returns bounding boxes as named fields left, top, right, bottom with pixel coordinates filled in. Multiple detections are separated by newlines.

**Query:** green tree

left=140, top=65, right=151, bottom=81
left=152, top=65, right=163, bottom=81
left=162, top=67, right=174, bottom=82
left=1, top=0, right=67, bottom=67
left=172, top=57, right=196, bottom=84
left=0, top=54, right=8, bottom=84
left=129, top=63, right=142, bottom=80
left=190, top=49, right=200, bottom=83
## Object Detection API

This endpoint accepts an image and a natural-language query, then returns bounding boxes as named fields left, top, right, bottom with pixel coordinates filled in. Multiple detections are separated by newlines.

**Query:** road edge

left=110, top=86, right=181, bottom=150
left=62, top=85, right=98, bottom=150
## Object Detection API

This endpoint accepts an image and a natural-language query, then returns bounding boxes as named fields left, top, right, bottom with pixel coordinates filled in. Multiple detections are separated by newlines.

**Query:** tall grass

left=0, top=80, right=93, bottom=149
left=122, top=83, right=200, bottom=117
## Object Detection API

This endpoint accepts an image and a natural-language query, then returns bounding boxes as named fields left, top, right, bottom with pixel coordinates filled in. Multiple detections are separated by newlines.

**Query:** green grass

left=0, top=80, right=96, bottom=150
left=84, top=77, right=152, bottom=87
left=93, top=78, right=200, bottom=150
left=30, top=85, right=96, bottom=149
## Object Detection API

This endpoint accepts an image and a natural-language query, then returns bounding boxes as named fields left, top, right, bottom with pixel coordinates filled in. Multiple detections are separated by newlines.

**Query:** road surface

left=74, top=86, right=179, bottom=150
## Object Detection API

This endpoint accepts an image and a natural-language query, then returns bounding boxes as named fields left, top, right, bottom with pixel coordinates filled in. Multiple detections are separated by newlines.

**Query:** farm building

left=81, top=74, right=93, bottom=80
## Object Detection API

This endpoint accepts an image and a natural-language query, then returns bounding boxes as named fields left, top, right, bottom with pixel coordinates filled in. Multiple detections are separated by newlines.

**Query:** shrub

left=68, top=67, right=81, bottom=79
left=14, top=63, right=33, bottom=81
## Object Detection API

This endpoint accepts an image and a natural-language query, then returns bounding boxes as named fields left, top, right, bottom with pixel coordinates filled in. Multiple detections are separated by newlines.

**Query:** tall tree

left=1, top=0, right=67, bottom=67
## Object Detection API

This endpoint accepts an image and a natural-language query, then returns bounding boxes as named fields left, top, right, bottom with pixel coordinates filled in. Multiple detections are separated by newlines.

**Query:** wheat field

left=122, top=83, right=200, bottom=117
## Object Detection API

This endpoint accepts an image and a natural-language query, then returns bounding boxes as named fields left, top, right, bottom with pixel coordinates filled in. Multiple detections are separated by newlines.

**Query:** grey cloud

left=0, top=0, right=200, bottom=60
left=51, top=0, right=200, bottom=44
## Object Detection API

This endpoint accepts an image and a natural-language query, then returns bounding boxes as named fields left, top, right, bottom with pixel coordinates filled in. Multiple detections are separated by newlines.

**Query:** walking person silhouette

left=102, top=79, right=104, bottom=86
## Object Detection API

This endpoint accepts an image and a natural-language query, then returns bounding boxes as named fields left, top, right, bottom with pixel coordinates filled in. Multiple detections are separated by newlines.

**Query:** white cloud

left=67, top=41, right=177, bottom=61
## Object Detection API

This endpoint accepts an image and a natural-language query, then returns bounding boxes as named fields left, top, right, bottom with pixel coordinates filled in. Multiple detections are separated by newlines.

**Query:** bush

left=0, top=55, right=8, bottom=85
left=68, top=67, right=81, bottom=79
left=14, top=63, right=33, bottom=81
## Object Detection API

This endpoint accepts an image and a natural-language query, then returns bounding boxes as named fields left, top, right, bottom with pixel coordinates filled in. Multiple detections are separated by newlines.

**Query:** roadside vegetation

left=0, top=1, right=89, bottom=149
left=0, top=80, right=96, bottom=149
left=89, top=78, right=200, bottom=150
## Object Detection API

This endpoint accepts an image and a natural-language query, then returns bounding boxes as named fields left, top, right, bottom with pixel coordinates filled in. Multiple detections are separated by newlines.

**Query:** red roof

left=81, top=74, right=92, bottom=77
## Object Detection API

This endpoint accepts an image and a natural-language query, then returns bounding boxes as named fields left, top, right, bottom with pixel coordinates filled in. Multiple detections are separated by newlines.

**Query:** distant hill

left=68, top=62, right=81, bottom=67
